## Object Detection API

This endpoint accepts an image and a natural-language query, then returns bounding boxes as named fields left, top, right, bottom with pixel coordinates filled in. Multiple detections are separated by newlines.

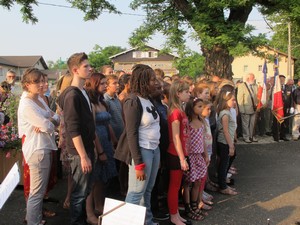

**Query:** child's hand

left=180, top=159, right=189, bottom=171
left=229, top=145, right=235, bottom=156
left=205, top=156, right=210, bottom=166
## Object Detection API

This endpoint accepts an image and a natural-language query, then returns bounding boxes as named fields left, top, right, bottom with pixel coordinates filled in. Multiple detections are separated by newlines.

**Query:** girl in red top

left=167, top=80, right=190, bottom=225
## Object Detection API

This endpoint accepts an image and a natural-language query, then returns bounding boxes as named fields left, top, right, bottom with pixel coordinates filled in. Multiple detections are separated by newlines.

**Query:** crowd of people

left=7, top=52, right=298, bottom=225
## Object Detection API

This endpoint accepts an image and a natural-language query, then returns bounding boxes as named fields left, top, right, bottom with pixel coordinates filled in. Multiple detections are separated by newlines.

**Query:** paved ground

left=1, top=135, right=300, bottom=225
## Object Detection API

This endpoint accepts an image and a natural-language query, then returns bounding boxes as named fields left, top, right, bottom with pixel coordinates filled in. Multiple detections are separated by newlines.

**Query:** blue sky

left=0, top=1, right=271, bottom=63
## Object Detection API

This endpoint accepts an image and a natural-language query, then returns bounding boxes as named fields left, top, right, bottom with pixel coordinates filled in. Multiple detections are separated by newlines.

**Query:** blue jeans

left=69, top=153, right=94, bottom=225
left=126, top=147, right=160, bottom=225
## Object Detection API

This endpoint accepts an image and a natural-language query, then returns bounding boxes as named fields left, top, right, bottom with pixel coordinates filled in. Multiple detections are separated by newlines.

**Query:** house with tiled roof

left=110, top=45, right=179, bottom=76
left=0, top=56, right=48, bottom=82
left=232, top=46, right=296, bottom=83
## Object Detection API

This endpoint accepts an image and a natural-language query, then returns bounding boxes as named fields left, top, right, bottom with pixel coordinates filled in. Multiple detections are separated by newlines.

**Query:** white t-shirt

left=81, top=89, right=92, bottom=112
left=138, top=96, right=160, bottom=150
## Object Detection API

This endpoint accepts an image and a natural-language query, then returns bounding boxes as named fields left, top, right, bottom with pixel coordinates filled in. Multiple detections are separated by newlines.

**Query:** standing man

left=6, top=70, right=22, bottom=95
left=292, top=80, right=300, bottom=140
left=237, top=73, right=258, bottom=143
left=58, top=52, right=104, bottom=224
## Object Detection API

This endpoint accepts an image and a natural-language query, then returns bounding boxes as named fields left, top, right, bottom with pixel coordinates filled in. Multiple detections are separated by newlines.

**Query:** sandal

left=184, top=203, right=204, bottom=221
left=43, top=208, right=56, bottom=217
left=203, top=191, right=213, bottom=201
left=220, top=187, right=238, bottom=196
left=199, top=201, right=212, bottom=211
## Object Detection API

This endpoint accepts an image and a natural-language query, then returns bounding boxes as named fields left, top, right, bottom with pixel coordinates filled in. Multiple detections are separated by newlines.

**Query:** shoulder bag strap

left=244, top=82, right=256, bottom=111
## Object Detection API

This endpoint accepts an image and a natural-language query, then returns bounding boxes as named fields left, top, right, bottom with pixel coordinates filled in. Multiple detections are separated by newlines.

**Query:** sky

left=0, top=1, right=272, bottom=63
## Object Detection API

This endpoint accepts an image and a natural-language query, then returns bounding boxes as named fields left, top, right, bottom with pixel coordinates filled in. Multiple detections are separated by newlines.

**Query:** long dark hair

left=118, top=73, right=131, bottom=94
left=130, top=64, right=155, bottom=98
left=185, top=96, right=205, bottom=124
left=85, top=72, right=108, bottom=109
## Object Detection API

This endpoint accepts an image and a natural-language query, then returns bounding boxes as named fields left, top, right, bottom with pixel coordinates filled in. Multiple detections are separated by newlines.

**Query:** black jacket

left=57, top=86, right=95, bottom=155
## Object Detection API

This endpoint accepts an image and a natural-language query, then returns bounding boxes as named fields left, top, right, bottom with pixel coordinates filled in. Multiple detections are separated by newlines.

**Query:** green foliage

left=47, top=59, right=68, bottom=70
left=174, top=51, right=205, bottom=78
left=88, top=45, right=126, bottom=70
left=0, top=93, right=21, bottom=152
left=2, top=0, right=300, bottom=77
left=0, top=0, right=38, bottom=23
left=267, top=13, right=300, bottom=78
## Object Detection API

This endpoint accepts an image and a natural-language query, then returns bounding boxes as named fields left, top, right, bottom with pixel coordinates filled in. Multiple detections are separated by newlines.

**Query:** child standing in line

left=183, top=97, right=209, bottom=221
left=216, top=91, right=238, bottom=195
left=198, top=100, right=214, bottom=211
left=193, top=83, right=216, bottom=203
left=167, top=80, right=191, bottom=225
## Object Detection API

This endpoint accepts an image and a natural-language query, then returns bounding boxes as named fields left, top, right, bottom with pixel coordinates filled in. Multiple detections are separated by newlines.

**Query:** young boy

left=58, top=52, right=104, bottom=224
left=103, top=75, right=124, bottom=140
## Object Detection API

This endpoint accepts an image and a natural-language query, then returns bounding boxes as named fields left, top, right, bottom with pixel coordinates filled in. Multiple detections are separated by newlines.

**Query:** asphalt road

left=1, top=136, right=300, bottom=225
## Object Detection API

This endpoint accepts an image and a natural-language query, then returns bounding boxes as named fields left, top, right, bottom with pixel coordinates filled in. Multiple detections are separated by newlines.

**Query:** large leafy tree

left=174, top=51, right=205, bottom=78
left=2, top=0, right=300, bottom=79
left=88, top=45, right=126, bottom=70
left=47, top=59, right=68, bottom=70
left=267, top=15, right=300, bottom=78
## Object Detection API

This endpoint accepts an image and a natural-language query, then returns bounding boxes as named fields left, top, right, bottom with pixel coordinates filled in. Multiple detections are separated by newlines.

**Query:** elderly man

left=237, top=73, right=258, bottom=143
left=5, top=70, right=22, bottom=95
left=6, top=70, right=16, bottom=85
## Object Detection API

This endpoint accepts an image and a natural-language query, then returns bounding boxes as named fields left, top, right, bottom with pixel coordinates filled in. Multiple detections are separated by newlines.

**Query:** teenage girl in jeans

left=115, top=64, right=160, bottom=225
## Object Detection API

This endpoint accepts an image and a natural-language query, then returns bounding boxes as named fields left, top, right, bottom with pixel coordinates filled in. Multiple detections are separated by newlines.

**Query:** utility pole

left=287, top=22, right=292, bottom=79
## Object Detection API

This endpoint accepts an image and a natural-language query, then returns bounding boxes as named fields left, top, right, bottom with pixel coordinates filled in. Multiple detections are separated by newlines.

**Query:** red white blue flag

left=257, top=60, right=268, bottom=110
left=272, top=54, right=284, bottom=122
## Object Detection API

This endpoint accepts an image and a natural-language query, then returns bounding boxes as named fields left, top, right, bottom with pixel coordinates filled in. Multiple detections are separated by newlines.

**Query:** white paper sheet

left=0, top=162, right=20, bottom=210
left=101, top=198, right=146, bottom=225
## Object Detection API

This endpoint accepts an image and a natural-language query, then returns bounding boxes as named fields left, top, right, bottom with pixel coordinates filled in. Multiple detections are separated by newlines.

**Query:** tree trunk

left=202, top=45, right=234, bottom=79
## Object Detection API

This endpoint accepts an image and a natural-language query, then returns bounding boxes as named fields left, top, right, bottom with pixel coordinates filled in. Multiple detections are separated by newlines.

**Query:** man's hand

left=81, top=156, right=92, bottom=174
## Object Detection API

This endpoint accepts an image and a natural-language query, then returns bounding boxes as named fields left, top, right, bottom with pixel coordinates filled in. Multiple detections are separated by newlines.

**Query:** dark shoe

left=153, top=212, right=169, bottom=221
left=280, top=137, right=290, bottom=141
left=266, top=132, right=273, bottom=136
left=43, top=197, right=59, bottom=203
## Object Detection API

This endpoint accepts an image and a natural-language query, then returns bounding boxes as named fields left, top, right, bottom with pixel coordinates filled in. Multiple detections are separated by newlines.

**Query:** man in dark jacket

left=58, top=52, right=103, bottom=225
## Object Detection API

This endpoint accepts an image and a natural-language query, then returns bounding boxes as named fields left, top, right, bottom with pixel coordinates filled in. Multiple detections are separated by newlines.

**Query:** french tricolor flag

left=257, top=60, right=267, bottom=110
left=272, top=55, right=284, bottom=122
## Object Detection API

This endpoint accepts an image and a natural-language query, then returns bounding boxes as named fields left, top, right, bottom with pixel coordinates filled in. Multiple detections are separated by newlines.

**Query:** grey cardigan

left=114, top=93, right=143, bottom=166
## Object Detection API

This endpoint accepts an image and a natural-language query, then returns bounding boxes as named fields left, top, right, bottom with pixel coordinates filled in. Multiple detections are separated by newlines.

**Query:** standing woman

left=85, top=72, right=116, bottom=224
left=18, top=68, right=59, bottom=225
left=115, top=64, right=160, bottom=225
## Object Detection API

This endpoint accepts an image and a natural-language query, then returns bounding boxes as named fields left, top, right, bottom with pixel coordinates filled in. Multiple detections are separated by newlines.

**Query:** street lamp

left=287, top=22, right=292, bottom=79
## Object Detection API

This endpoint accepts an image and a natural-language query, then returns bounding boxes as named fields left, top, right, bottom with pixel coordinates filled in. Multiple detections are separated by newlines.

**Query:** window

left=133, top=51, right=142, bottom=58
left=133, top=51, right=158, bottom=58
left=243, top=65, right=248, bottom=72
left=258, top=65, right=262, bottom=71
